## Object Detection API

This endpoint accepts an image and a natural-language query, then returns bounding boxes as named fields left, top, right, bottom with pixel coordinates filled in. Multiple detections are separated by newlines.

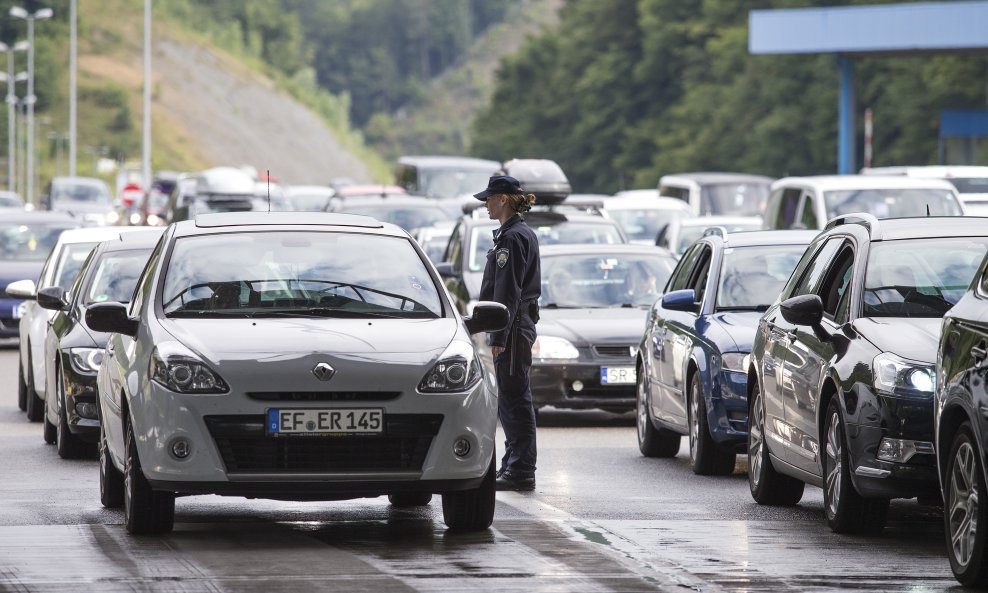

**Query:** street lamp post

left=0, top=40, right=28, bottom=193
left=10, top=5, right=53, bottom=207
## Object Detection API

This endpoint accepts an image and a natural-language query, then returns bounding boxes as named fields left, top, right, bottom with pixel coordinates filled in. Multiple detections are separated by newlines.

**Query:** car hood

left=853, top=317, right=942, bottom=363
left=538, top=307, right=647, bottom=344
left=709, top=311, right=764, bottom=352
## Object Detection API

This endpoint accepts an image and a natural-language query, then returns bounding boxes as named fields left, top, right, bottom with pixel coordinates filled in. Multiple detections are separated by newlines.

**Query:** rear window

left=699, top=183, right=769, bottom=216
left=825, top=188, right=963, bottom=219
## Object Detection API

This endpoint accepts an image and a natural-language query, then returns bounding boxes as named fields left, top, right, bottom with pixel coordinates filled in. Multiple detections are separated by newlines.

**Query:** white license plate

left=601, top=366, right=636, bottom=385
left=266, top=408, right=384, bottom=435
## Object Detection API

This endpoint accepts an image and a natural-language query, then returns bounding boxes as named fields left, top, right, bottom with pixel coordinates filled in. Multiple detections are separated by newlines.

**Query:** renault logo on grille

left=312, top=362, right=336, bottom=381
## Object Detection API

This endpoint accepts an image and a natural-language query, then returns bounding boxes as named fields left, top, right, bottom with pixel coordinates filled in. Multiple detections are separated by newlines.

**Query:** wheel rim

left=637, top=373, right=648, bottom=446
left=748, top=391, right=763, bottom=487
left=949, top=441, right=979, bottom=568
left=55, top=373, right=65, bottom=449
left=689, top=383, right=699, bottom=463
left=825, top=410, right=842, bottom=518
left=124, top=432, right=133, bottom=518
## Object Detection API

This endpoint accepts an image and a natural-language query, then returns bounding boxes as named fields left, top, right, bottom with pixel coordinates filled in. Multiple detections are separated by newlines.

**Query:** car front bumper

left=530, top=358, right=636, bottom=412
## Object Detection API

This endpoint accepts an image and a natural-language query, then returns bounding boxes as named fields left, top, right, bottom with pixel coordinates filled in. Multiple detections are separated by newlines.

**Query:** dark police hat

left=473, top=175, right=524, bottom=201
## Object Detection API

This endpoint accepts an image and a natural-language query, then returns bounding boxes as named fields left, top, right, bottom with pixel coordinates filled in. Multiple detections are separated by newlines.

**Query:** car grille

left=246, top=391, right=401, bottom=402
left=204, top=414, right=442, bottom=473
left=592, top=345, right=635, bottom=358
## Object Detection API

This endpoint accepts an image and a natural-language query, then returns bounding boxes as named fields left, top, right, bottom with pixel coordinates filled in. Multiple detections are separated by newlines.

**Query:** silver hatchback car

left=89, top=212, right=507, bottom=534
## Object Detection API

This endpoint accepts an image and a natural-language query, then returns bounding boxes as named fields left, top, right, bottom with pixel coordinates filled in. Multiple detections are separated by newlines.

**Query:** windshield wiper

left=716, top=305, right=770, bottom=312
left=250, top=308, right=437, bottom=319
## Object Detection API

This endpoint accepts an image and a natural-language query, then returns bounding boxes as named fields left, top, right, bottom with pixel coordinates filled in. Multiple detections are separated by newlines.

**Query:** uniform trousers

left=494, top=316, right=537, bottom=477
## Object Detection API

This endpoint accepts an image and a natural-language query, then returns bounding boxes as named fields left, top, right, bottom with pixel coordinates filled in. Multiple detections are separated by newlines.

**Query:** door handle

left=973, top=341, right=987, bottom=364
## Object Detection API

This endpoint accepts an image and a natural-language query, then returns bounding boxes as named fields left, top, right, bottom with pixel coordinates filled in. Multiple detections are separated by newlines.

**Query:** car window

left=162, top=231, right=443, bottom=318
left=85, top=249, right=154, bottom=305
left=541, top=253, right=675, bottom=308
left=445, top=223, right=462, bottom=270
left=0, top=222, right=75, bottom=262
left=716, top=245, right=806, bottom=311
left=341, top=205, right=451, bottom=232
left=53, top=242, right=99, bottom=290
left=608, top=208, right=686, bottom=243
left=825, top=188, right=963, bottom=219
left=52, top=182, right=111, bottom=204
left=467, top=222, right=623, bottom=272
left=798, top=195, right=819, bottom=229
left=687, top=246, right=712, bottom=303
left=816, top=244, right=854, bottom=322
left=659, top=184, right=689, bottom=202
left=667, top=244, right=702, bottom=292
left=773, top=188, right=802, bottom=229
left=698, top=183, right=768, bottom=216
left=791, top=237, right=844, bottom=297
left=863, top=237, right=988, bottom=318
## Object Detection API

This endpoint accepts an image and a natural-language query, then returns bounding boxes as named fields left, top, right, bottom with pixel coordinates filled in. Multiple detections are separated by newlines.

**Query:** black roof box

left=501, top=158, right=571, bottom=205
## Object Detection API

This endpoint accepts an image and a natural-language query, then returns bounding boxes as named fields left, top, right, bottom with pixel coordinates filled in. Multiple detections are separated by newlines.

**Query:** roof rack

left=823, top=212, right=879, bottom=238
left=701, top=226, right=728, bottom=240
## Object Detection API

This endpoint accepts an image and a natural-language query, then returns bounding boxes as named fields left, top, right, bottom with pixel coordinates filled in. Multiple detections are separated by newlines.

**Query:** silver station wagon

left=89, top=212, right=507, bottom=534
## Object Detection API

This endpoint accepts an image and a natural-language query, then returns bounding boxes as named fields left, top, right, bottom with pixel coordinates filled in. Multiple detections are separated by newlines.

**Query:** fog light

left=876, top=438, right=934, bottom=463
left=572, top=380, right=584, bottom=392
left=74, top=402, right=98, bottom=419
left=171, top=439, right=191, bottom=459
left=452, top=438, right=471, bottom=457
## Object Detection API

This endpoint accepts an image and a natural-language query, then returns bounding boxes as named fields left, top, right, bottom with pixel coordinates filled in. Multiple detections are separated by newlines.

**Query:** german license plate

left=266, top=408, right=384, bottom=435
left=601, top=366, right=635, bottom=385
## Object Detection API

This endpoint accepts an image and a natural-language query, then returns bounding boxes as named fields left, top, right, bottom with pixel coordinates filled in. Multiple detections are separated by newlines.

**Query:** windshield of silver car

left=541, top=253, right=675, bottom=308
left=825, top=189, right=963, bottom=219
left=863, top=237, right=988, bottom=318
left=716, top=245, right=807, bottom=311
left=161, top=231, right=443, bottom=318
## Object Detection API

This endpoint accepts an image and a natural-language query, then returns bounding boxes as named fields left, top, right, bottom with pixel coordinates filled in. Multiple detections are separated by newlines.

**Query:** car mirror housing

left=85, top=302, right=138, bottom=337
left=464, top=301, right=509, bottom=335
left=36, top=286, right=67, bottom=311
left=780, top=294, right=824, bottom=327
left=5, top=278, right=37, bottom=300
left=434, top=262, right=456, bottom=278
left=661, top=289, right=698, bottom=312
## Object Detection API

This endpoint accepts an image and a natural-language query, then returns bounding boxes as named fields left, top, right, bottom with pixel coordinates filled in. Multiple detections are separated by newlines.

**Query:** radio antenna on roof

left=267, top=170, right=271, bottom=213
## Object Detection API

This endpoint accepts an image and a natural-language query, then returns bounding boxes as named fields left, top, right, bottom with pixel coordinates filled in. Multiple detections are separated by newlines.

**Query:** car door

left=657, top=244, right=712, bottom=428
left=785, top=240, right=855, bottom=474
left=762, top=237, right=844, bottom=466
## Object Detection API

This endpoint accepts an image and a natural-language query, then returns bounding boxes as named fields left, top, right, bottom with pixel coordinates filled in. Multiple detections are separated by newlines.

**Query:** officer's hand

left=491, top=346, right=506, bottom=357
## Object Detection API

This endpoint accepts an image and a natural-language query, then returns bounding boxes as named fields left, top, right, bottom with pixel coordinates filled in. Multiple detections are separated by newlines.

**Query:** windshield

left=863, top=237, right=988, bottom=318
left=675, top=221, right=762, bottom=255
left=52, top=182, right=111, bottom=205
left=162, top=231, right=443, bottom=318
left=85, top=249, right=152, bottom=305
left=608, top=209, right=688, bottom=242
left=0, top=222, right=75, bottom=262
left=419, top=169, right=496, bottom=200
left=700, top=183, right=769, bottom=216
left=541, top=253, right=675, bottom=308
left=53, top=242, right=98, bottom=289
left=468, top=222, right=625, bottom=272
left=948, top=178, right=988, bottom=195
left=716, top=245, right=806, bottom=311
left=825, top=188, right=963, bottom=219
left=341, top=205, right=451, bottom=232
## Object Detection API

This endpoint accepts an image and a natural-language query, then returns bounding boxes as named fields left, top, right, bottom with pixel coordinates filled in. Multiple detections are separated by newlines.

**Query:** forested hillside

left=472, top=0, right=988, bottom=193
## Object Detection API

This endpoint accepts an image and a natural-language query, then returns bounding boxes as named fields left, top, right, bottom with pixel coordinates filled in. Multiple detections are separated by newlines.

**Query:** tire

left=945, top=423, right=988, bottom=587
left=688, top=373, right=736, bottom=476
left=17, top=359, right=28, bottom=411
left=25, top=350, right=44, bottom=423
left=748, top=383, right=804, bottom=506
left=55, top=370, right=92, bottom=459
left=636, top=368, right=681, bottom=458
left=100, top=424, right=124, bottom=509
left=124, top=422, right=175, bottom=534
left=389, top=493, right=433, bottom=507
left=442, top=455, right=496, bottom=532
left=822, top=397, right=888, bottom=534
left=43, top=413, right=56, bottom=445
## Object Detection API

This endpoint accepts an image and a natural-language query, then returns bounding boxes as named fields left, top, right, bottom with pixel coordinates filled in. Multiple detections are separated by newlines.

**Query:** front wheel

left=688, top=374, right=736, bottom=476
left=17, top=359, right=28, bottom=412
left=100, top=424, right=124, bottom=509
left=124, top=422, right=175, bottom=534
left=25, top=350, right=44, bottom=423
left=442, top=456, right=495, bottom=532
left=822, top=397, right=888, bottom=534
left=945, top=423, right=988, bottom=586
left=748, top=384, right=804, bottom=506
left=637, top=369, right=681, bottom=458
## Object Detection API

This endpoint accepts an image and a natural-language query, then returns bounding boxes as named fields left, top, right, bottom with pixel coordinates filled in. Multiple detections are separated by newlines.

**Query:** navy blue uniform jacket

left=479, top=215, right=541, bottom=347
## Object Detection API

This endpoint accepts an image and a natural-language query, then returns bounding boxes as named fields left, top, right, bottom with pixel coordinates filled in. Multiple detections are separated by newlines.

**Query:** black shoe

left=495, top=470, right=535, bottom=492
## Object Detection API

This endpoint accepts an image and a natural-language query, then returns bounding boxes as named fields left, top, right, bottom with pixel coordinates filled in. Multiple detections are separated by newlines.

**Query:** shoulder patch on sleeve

left=495, top=248, right=509, bottom=268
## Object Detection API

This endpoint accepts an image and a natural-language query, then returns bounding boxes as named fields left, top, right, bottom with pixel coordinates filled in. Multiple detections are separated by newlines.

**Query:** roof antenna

left=267, top=170, right=271, bottom=213
left=926, top=204, right=930, bottom=217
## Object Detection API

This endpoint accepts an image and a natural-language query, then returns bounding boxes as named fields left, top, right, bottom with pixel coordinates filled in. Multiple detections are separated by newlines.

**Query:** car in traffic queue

left=326, top=194, right=455, bottom=235
left=414, top=220, right=456, bottom=264
left=764, top=175, right=965, bottom=230
left=656, top=215, right=763, bottom=257
left=7, top=225, right=148, bottom=420
left=166, top=167, right=277, bottom=223
left=532, top=244, right=676, bottom=413
left=862, top=165, right=988, bottom=216
left=133, top=173, right=180, bottom=226
left=658, top=172, right=773, bottom=217
left=0, top=190, right=25, bottom=210
left=598, top=192, right=694, bottom=246
left=38, top=228, right=164, bottom=459
left=41, top=176, right=120, bottom=226
left=746, top=214, right=988, bottom=535
left=396, top=155, right=501, bottom=201
left=935, top=249, right=988, bottom=587
left=636, top=229, right=816, bottom=473
left=88, top=211, right=508, bottom=534
left=285, top=185, right=336, bottom=212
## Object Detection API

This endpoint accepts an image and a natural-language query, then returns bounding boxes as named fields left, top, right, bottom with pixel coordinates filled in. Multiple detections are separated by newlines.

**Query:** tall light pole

left=69, top=0, right=76, bottom=176
left=142, top=0, right=151, bottom=191
left=10, top=5, right=53, bottom=206
left=0, top=40, right=28, bottom=193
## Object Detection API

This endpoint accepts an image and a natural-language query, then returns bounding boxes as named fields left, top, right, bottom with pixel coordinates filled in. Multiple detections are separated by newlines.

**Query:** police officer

left=474, top=175, right=541, bottom=491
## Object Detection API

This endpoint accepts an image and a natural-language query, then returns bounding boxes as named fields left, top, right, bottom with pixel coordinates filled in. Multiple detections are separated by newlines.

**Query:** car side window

left=799, top=194, right=819, bottom=229
left=817, top=244, right=854, bottom=323
left=981, top=267, right=988, bottom=297
left=445, top=223, right=462, bottom=271
left=792, top=237, right=844, bottom=297
left=37, top=246, right=60, bottom=290
left=129, top=237, right=165, bottom=317
left=659, top=184, right=688, bottom=202
left=689, top=247, right=712, bottom=303
left=774, top=188, right=802, bottom=229
left=667, top=244, right=702, bottom=292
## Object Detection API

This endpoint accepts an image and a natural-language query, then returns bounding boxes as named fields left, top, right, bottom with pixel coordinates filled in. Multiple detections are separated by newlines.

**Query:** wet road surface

left=0, top=347, right=959, bottom=592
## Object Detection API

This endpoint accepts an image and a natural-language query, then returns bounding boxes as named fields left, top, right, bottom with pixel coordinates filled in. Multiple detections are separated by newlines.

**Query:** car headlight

left=418, top=340, right=482, bottom=393
left=129, top=212, right=142, bottom=225
left=532, top=336, right=579, bottom=360
left=146, top=214, right=161, bottom=226
left=105, top=211, right=120, bottom=224
left=149, top=342, right=228, bottom=394
left=69, top=347, right=105, bottom=375
left=721, top=352, right=749, bottom=373
left=872, top=352, right=934, bottom=397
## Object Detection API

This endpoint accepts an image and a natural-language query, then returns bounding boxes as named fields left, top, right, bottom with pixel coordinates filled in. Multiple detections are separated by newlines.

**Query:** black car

left=936, top=250, right=988, bottom=586
left=747, top=213, right=988, bottom=534
left=39, top=229, right=163, bottom=458
left=531, top=244, right=675, bottom=413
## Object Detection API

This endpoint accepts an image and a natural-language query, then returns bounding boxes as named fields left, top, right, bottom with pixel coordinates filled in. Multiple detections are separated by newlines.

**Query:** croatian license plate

left=266, top=408, right=384, bottom=435
left=601, top=366, right=636, bottom=385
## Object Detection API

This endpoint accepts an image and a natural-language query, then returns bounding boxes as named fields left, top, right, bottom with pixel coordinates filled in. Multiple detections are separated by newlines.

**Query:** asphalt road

left=0, top=346, right=959, bottom=592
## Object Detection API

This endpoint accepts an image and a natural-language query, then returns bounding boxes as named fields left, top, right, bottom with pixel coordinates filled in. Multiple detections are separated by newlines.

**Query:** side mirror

left=434, top=262, right=456, bottom=278
left=780, top=294, right=824, bottom=327
left=464, top=301, right=509, bottom=335
left=661, top=289, right=698, bottom=312
left=36, top=286, right=67, bottom=311
left=5, top=279, right=37, bottom=300
left=85, top=302, right=138, bottom=336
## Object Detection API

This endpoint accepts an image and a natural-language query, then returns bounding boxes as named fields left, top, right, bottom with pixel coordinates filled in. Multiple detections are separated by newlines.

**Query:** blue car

left=636, top=229, right=816, bottom=474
